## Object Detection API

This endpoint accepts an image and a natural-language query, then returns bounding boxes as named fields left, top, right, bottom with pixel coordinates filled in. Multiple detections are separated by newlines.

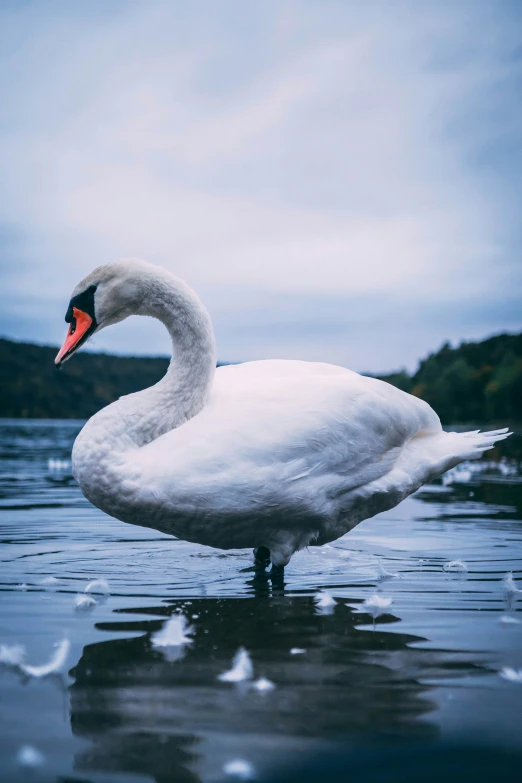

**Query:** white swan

left=55, top=259, right=510, bottom=570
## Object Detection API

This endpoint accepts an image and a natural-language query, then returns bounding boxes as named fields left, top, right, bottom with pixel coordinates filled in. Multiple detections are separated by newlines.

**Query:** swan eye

left=65, top=284, right=97, bottom=323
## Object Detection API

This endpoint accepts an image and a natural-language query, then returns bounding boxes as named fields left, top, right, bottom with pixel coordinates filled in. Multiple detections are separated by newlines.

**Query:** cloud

left=0, top=0, right=521, bottom=371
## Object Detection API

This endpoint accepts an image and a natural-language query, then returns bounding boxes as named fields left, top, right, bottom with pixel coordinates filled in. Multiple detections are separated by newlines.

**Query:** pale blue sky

left=0, top=0, right=521, bottom=372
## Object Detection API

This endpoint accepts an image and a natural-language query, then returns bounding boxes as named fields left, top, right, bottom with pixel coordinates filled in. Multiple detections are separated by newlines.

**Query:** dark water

left=0, top=419, right=521, bottom=782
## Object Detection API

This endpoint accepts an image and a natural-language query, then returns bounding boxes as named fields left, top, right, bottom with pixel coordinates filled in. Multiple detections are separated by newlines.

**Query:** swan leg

left=241, top=546, right=271, bottom=574
left=253, top=545, right=288, bottom=583
left=253, top=546, right=271, bottom=569
left=269, top=543, right=293, bottom=585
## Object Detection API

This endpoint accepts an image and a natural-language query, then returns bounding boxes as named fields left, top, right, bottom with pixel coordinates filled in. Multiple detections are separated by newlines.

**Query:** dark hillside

left=0, top=338, right=169, bottom=419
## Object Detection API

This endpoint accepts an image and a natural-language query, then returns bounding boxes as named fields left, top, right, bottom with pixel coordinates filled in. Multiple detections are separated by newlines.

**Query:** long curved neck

left=73, top=268, right=217, bottom=507
left=119, top=270, right=217, bottom=446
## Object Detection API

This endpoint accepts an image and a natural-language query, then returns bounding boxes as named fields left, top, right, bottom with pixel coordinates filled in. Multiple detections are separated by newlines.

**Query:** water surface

left=1, top=419, right=521, bottom=782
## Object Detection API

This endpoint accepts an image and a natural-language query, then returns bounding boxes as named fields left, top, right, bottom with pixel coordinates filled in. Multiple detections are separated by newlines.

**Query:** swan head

left=55, top=259, right=157, bottom=366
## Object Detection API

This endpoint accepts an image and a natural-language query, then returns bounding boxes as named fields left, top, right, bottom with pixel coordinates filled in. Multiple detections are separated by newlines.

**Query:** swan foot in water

left=254, top=547, right=286, bottom=584
left=240, top=546, right=271, bottom=573
left=254, top=546, right=271, bottom=569
left=248, top=548, right=285, bottom=586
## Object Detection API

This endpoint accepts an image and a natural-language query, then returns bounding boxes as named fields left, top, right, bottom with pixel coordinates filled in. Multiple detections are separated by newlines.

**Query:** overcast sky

left=0, top=0, right=521, bottom=373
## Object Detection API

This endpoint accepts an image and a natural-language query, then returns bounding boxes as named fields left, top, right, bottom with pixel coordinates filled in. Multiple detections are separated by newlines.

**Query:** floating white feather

left=499, top=666, right=522, bottom=683
left=151, top=614, right=193, bottom=648
left=218, top=647, right=253, bottom=683
left=20, top=639, right=70, bottom=678
left=0, top=644, right=26, bottom=666
left=314, top=590, right=337, bottom=615
left=252, top=676, right=275, bottom=692
left=504, top=572, right=521, bottom=596
left=499, top=615, right=520, bottom=625
left=503, top=572, right=522, bottom=612
left=47, top=458, right=71, bottom=471
left=443, top=560, right=468, bottom=573
left=363, top=594, right=393, bottom=619
left=223, top=759, right=255, bottom=779
left=377, top=559, right=400, bottom=580
left=74, top=594, right=97, bottom=612
left=17, top=745, right=45, bottom=768
left=84, top=578, right=110, bottom=595
left=40, top=576, right=60, bottom=590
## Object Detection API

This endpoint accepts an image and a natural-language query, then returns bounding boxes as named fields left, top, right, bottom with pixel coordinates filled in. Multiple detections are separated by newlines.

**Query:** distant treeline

left=0, top=332, right=521, bottom=422
left=0, top=338, right=169, bottom=419
left=376, top=332, right=522, bottom=424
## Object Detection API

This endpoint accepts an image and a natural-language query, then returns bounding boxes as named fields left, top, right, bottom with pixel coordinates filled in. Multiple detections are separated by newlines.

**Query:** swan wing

left=139, top=360, right=441, bottom=496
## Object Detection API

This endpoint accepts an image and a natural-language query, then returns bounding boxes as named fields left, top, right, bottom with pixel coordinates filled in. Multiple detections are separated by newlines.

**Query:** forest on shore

left=0, top=331, right=521, bottom=423
left=376, top=332, right=522, bottom=424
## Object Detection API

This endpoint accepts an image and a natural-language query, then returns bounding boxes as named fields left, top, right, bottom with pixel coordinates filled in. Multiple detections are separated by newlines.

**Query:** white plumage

left=58, top=259, right=510, bottom=567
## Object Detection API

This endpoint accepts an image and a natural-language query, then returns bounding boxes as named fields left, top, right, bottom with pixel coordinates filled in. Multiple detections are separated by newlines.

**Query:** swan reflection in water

left=66, top=594, right=486, bottom=782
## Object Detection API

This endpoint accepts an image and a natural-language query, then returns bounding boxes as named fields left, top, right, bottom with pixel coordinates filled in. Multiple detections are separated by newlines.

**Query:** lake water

left=0, top=419, right=521, bottom=782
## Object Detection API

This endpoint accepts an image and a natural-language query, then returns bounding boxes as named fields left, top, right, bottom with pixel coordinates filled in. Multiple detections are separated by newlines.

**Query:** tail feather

left=398, top=427, right=512, bottom=489
left=449, top=427, right=511, bottom=461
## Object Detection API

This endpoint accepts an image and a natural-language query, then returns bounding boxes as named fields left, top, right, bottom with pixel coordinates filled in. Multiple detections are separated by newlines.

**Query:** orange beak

left=55, top=307, right=94, bottom=366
